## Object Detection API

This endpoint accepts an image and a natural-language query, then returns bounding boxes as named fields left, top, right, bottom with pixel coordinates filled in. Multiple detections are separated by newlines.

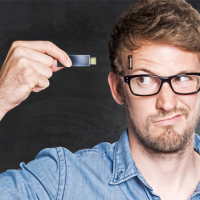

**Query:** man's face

left=121, top=43, right=200, bottom=154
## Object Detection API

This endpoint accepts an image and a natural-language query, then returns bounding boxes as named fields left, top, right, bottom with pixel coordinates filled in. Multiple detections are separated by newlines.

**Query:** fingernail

left=67, top=59, right=72, bottom=67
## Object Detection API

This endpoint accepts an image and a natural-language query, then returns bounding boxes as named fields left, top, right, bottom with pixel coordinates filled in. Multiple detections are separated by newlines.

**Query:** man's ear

left=108, top=71, right=124, bottom=105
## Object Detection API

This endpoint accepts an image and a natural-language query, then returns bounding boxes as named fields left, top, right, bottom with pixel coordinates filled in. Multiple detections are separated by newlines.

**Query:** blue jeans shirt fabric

left=0, top=129, right=200, bottom=199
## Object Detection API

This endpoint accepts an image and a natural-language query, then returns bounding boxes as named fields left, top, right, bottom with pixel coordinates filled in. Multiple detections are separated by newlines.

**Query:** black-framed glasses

left=119, top=73, right=200, bottom=96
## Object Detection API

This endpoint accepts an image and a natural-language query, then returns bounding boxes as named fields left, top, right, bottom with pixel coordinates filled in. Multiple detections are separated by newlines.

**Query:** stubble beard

left=122, top=91, right=200, bottom=156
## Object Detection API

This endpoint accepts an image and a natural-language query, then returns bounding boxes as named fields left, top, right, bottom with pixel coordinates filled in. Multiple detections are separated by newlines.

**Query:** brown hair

left=108, top=0, right=200, bottom=74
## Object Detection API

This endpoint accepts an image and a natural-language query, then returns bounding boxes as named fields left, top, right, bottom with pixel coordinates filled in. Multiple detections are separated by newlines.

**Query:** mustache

left=146, top=107, right=189, bottom=125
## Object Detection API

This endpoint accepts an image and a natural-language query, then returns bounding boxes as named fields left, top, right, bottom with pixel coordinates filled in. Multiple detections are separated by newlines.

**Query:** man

left=0, top=0, right=199, bottom=199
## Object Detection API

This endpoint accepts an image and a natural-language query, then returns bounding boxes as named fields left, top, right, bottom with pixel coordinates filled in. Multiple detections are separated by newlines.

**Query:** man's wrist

left=0, top=105, right=7, bottom=120
left=0, top=109, right=6, bottom=121
left=0, top=98, right=8, bottom=121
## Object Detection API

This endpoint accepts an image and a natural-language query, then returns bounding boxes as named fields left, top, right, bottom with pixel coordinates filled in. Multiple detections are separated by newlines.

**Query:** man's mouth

left=154, top=114, right=182, bottom=126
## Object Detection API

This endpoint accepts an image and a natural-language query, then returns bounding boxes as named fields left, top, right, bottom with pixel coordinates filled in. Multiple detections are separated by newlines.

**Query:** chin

left=144, top=125, right=193, bottom=153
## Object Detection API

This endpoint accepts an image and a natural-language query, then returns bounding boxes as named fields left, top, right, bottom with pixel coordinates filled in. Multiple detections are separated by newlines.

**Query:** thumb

left=50, top=58, right=65, bottom=72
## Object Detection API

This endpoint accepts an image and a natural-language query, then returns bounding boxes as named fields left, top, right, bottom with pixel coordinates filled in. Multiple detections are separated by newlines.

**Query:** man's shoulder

left=34, top=140, right=117, bottom=159
left=75, top=141, right=117, bottom=155
left=74, top=141, right=117, bottom=161
left=32, top=129, right=130, bottom=169
left=47, top=141, right=117, bottom=164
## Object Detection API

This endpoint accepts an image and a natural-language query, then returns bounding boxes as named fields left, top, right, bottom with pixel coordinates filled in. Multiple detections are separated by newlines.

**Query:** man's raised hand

left=0, top=41, right=72, bottom=120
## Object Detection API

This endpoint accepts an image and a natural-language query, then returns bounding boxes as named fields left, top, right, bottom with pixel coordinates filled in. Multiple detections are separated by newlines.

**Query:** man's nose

left=156, top=82, right=177, bottom=112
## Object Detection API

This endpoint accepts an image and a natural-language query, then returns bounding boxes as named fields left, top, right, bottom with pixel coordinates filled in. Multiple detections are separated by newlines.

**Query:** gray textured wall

left=0, top=0, right=199, bottom=173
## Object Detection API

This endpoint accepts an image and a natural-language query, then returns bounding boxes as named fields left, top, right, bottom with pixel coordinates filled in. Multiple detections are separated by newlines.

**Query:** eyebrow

left=131, top=68, right=198, bottom=76
left=131, top=68, right=157, bottom=75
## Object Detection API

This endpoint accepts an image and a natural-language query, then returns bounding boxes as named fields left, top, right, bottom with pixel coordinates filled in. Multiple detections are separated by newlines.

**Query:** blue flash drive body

left=57, top=55, right=95, bottom=67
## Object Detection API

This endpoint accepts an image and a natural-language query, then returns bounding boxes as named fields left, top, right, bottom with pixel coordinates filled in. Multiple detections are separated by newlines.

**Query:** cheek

left=178, top=94, right=199, bottom=114
left=127, top=95, right=156, bottom=126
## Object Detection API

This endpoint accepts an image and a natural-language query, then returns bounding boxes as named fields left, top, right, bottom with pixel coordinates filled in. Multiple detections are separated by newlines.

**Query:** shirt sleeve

left=0, top=147, right=67, bottom=200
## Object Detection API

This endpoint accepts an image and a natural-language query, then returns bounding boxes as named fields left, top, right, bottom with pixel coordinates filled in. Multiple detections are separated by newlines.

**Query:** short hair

left=108, top=0, right=200, bottom=75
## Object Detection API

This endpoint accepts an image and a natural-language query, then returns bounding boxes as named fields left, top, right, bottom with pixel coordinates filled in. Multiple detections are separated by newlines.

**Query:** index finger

left=8, top=41, right=72, bottom=68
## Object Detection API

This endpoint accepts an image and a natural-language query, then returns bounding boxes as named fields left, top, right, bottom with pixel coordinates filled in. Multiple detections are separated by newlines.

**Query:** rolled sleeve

left=0, top=147, right=66, bottom=200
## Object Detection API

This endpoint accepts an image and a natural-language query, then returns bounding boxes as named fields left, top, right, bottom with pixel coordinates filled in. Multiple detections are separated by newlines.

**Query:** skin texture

left=0, top=41, right=72, bottom=119
left=108, top=43, right=200, bottom=200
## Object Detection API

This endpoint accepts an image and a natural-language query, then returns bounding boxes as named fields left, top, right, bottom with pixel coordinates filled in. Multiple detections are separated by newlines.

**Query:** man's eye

left=175, top=76, right=190, bottom=82
left=137, top=77, right=153, bottom=84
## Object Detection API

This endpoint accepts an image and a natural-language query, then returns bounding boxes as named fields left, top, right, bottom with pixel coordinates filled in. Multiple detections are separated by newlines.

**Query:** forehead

left=121, top=43, right=200, bottom=76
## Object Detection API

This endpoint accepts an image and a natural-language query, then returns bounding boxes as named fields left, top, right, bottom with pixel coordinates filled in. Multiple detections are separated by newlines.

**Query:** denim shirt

left=1, top=129, right=200, bottom=200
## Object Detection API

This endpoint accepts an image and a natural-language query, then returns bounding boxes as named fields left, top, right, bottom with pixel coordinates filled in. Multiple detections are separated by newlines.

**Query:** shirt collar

left=194, top=133, right=200, bottom=154
left=110, top=129, right=200, bottom=191
left=193, top=133, right=200, bottom=195
left=109, top=129, right=152, bottom=189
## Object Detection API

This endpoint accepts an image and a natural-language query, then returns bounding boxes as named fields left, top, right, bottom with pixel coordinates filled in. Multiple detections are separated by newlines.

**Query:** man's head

left=108, top=0, right=200, bottom=75
left=108, top=0, right=200, bottom=155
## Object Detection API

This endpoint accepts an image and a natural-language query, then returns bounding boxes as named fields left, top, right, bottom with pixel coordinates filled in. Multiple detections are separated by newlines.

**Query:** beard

left=122, top=88, right=200, bottom=155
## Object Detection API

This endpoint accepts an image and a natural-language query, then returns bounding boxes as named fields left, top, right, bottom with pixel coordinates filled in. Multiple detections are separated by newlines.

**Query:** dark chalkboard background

left=0, top=0, right=199, bottom=173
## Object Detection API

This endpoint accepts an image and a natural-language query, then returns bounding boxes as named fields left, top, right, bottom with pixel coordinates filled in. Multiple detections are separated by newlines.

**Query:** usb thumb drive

left=57, top=55, right=96, bottom=67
